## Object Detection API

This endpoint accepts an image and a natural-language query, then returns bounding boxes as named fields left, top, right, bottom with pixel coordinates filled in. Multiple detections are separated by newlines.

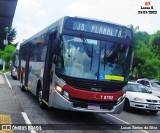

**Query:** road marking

left=0, top=114, right=14, bottom=133
left=21, top=112, right=36, bottom=133
left=107, top=114, right=149, bottom=133
left=4, top=73, right=12, bottom=89
left=0, top=75, right=4, bottom=84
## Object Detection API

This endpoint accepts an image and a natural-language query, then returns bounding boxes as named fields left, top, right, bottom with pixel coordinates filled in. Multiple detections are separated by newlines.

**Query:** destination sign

left=65, top=18, right=132, bottom=39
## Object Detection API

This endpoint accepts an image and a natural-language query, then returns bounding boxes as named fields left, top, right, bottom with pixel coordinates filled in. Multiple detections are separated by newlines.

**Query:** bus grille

left=72, top=98, right=117, bottom=110
left=56, top=73, right=126, bottom=92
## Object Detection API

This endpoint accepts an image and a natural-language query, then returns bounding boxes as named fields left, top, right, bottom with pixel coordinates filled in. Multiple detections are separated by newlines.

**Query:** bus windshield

left=56, top=35, right=131, bottom=82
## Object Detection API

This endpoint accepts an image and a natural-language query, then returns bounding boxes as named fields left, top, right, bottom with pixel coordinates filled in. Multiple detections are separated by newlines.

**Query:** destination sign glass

left=65, top=18, right=132, bottom=39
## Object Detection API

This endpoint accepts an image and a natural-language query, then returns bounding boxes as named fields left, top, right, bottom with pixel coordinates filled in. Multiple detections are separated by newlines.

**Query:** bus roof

left=20, top=16, right=132, bottom=46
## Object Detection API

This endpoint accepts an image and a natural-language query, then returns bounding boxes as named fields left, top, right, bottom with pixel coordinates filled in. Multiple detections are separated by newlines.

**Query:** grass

left=0, top=69, right=10, bottom=73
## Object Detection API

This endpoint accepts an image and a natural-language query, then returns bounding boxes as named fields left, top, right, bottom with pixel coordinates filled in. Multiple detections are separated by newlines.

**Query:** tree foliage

left=0, top=45, right=16, bottom=69
left=129, top=25, right=160, bottom=80
left=0, top=27, right=17, bottom=50
left=149, top=30, right=160, bottom=58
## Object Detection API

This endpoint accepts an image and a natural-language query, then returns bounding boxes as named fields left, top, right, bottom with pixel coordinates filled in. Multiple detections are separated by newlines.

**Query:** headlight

left=55, top=85, right=62, bottom=93
left=55, top=85, right=70, bottom=100
left=13, top=67, right=17, bottom=72
left=134, top=97, right=144, bottom=102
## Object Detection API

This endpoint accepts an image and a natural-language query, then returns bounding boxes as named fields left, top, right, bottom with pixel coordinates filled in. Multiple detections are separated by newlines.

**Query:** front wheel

left=38, top=87, right=48, bottom=109
left=150, top=110, right=158, bottom=114
left=21, top=78, right=26, bottom=91
left=123, top=99, right=130, bottom=111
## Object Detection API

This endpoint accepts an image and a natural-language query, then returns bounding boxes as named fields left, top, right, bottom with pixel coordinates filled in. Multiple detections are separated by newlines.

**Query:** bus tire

left=38, top=86, right=48, bottom=109
left=21, top=85, right=25, bottom=91
left=12, top=75, right=17, bottom=80
left=20, top=78, right=26, bottom=91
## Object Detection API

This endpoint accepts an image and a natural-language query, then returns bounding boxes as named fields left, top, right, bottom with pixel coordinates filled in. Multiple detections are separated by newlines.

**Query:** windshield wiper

left=80, top=34, right=93, bottom=71
left=90, top=44, right=93, bottom=71
left=103, top=44, right=107, bottom=70
left=80, top=34, right=92, bottom=58
left=103, top=43, right=117, bottom=70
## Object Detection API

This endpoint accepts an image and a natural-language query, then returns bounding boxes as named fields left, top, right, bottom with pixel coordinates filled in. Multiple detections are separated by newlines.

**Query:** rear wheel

left=123, top=99, right=130, bottom=111
left=20, top=78, right=26, bottom=91
left=37, top=86, right=48, bottom=109
left=150, top=110, right=158, bottom=114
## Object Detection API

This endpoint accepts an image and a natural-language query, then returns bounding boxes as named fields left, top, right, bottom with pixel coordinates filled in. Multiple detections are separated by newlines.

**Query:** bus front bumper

left=49, top=90, right=125, bottom=114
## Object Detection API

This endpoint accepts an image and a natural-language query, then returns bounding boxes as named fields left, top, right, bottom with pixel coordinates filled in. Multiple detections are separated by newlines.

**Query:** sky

left=12, top=0, right=160, bottom=43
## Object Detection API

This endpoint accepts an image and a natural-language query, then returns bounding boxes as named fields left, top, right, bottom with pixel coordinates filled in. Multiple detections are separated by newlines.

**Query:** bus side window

left=41, top=46, right=47, bottom=62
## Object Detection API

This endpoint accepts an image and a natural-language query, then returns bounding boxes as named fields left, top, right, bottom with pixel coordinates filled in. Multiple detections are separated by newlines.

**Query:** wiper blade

left=90, top=44, right=93, bottom=71
left=80, top=34, right=92, bottom=58
left=80, top=34, right=93, bottom=71
left=103, top=43, right=118, bottom=70
left=103, top=44, right=106, bottom=70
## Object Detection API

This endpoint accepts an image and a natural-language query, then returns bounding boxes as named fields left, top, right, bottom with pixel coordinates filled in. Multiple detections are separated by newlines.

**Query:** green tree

left=128, top=25, right=160, bottom=80
left=0, top=27, right=17, bottom=50
left=135, top=31, right=150, bottom=48
left=0, top=45, right=16, bottom=69
left=128, top=25, right=151, bottom=79
left=135, top=44, right=158, bottom=79
left=131, top=29, right=160, bottom=80
left=128, top=24, right=139, bottom=50
left=149, top=30, right=160, bottom=58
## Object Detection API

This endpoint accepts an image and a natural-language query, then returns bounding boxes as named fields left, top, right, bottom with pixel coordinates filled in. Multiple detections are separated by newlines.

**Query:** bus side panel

left=28, top=35, right=48, bottom=96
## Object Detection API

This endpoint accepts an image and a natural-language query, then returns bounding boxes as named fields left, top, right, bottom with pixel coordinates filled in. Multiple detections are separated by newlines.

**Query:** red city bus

left=18, top=16, right=133, bottom=113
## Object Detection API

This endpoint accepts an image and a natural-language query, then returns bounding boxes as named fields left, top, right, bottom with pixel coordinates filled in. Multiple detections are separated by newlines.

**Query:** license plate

left=148, top=104, right=155, bottom=108
left=88, top=105, right=100, bottom=110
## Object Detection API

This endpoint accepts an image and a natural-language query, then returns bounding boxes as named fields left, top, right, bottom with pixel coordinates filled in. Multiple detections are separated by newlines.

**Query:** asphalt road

left=1, top=72, right=160, bottom=133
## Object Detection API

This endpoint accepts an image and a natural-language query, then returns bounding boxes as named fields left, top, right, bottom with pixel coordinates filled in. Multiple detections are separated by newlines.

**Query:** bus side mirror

left=130, top=52, right=134, bottom=71
left=52, top=55, right=57, bottom=63
left=52, top=32, right=62, bottom=54
left=49, top=30, right=60, bottom=54
left=53, top=38, right=61, bottom=55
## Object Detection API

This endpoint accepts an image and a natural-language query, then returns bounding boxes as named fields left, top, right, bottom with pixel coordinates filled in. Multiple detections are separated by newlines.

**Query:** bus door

left=42, top=31, right=59, bottom=104
left=19, top=44, right=30, bottom=90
